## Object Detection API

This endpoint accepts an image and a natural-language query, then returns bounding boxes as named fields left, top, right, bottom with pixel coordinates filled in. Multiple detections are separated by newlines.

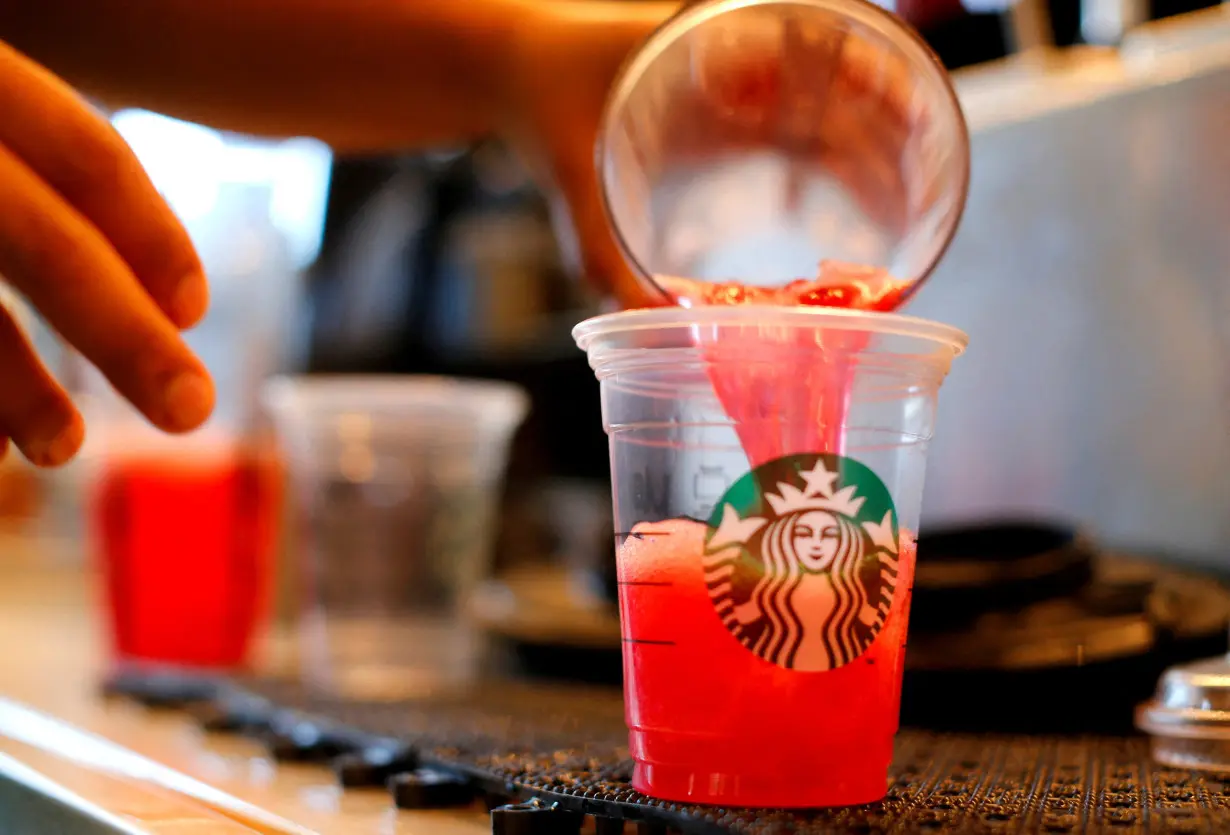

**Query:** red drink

left=616, top=263, right=919, bottom=806
left=90, top=443, right=282, bottom=670
left=656, top=261, right=912, bottom=311
left=619, top=518, right=916, bottom=808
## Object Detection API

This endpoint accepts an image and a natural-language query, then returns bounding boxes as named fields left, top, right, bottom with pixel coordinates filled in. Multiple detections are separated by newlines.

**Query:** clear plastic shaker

left=599, top=0, right=971, bottom=305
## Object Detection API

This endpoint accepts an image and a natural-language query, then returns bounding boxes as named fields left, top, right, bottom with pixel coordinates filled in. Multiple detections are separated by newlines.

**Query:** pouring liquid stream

left=656, top=260, right=911, bottom=468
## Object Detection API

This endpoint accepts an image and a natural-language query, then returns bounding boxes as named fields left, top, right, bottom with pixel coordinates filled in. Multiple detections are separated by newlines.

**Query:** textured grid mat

left=104, top=670, right=1230, bottom=834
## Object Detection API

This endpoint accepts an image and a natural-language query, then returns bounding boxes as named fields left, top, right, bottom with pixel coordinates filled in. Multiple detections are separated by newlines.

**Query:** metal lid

left=1137, top=656, right=1230, bottom=741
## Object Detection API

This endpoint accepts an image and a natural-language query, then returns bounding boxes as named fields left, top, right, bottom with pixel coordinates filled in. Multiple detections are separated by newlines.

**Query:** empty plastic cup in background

left=262, top=375, right=529, bottom=700
left=574, top=306, right=966, bottom=808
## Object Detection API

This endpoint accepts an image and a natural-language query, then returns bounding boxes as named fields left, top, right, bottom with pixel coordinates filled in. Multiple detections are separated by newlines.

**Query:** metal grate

left=103, top=670, right=1230, bottom=834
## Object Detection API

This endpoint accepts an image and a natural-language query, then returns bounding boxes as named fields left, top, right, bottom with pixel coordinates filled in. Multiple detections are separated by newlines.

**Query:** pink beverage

left=618, top=429, right=916, bottom=807
left=619, top=518, right=916, bottom=808
left=90, top=440, right=282, bottom=670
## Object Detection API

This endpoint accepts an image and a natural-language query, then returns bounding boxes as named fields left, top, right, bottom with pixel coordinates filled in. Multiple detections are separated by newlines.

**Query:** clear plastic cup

left=82, top=405, right=281, bottom=674
left=574, top=306, right=966, bottom=807
left=262, top=375, right=529, bottom=700
left=600, top=0, right=969, bottom=303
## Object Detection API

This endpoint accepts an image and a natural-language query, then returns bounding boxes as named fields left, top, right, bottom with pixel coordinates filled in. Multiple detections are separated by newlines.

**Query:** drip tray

left=104, top=668, right=1230, bottom=834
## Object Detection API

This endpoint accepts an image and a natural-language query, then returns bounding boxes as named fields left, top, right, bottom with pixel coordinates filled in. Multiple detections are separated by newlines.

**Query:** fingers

left=0, top=303, right=84, bottom=467
left=569, top=127, right=671, bottom=308
left=513, top=3, right=674, bottom=310
left=0, top=143, right=215, bottom=435
left=0, top=40, right=208, bottom=329
left=0, top=455, right=43, bottom=522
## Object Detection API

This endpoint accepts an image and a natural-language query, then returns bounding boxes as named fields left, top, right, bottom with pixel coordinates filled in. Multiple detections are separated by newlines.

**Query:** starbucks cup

left=573, top=305, right=966, bottom=808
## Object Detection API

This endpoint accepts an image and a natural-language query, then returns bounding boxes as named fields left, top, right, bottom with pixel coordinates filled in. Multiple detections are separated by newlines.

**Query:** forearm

left=3, top=0, right=535, bottom=152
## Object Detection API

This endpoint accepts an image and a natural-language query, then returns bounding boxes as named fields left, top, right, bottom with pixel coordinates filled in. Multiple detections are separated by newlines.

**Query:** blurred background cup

left=262, top=375, right=529, bottom=700
left=83, top=399, right=283, bottom=675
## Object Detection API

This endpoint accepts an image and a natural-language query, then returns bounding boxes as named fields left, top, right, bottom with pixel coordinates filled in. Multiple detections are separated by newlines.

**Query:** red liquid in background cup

left=91, top=446, right=282, bottom=670
left=618, top=262, right=915, bottom=807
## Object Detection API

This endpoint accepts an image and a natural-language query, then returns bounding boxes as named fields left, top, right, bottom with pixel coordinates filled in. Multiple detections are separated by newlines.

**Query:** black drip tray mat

left=103, top=669, right=1230, bottom=834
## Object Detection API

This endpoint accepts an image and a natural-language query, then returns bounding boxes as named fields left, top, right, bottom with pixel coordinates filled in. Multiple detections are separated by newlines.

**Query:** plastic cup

left=574, top=306, right=966, bottom=808
left=84, top=409, right=281, bottom=674
left=599, top=0, right=969, bottom=303
left=262, top=375, right=528, bottom=700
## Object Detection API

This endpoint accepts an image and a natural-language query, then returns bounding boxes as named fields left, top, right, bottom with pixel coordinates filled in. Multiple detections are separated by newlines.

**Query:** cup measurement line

left=622, top=638, right=677, bottom=646
left=613, top=531, right=676, bottom=540
left=617, top=581, right=674, bottom=587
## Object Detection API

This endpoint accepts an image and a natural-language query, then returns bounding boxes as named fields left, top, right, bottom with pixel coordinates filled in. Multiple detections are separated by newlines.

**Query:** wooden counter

left=0, top=534, right=492, bottom=835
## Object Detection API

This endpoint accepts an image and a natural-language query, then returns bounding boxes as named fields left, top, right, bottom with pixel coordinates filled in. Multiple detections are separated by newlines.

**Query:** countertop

left=0, top=533, right=492, bottom=835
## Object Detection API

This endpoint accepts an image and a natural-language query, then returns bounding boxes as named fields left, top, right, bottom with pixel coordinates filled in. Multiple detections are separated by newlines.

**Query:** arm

left=2, top=0, right=537, bottom=153
left=0, top=0, right=674, bottom=469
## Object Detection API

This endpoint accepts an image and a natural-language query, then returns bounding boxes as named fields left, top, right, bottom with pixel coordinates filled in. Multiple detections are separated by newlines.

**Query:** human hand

left=0, top=41, right=213, bottom=467
left=503, top=2, right=679, bottom=310
left=0, top=457, right=40, bottom=525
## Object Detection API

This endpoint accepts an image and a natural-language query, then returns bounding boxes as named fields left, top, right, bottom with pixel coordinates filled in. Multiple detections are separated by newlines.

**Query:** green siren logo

left=704, top=453, right=900, bottom=672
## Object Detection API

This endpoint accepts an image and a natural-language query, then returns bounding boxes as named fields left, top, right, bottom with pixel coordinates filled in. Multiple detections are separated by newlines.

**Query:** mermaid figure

left=704, top=460, right=899, bottom=671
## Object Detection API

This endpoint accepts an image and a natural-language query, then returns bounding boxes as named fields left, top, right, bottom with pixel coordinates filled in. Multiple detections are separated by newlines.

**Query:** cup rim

left=572, top=305, right=968, bottom=354
left=261, top=374, right=529, bottom=420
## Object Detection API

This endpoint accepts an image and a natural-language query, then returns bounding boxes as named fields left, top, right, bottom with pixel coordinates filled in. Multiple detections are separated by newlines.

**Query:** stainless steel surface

left=906, top=18, right=1230, bottom=565
left=599, top=0, right=969, bottom=299
left=1122, top=3, right=1230, bottom=59
left=0, top=754, right=140, bottom=835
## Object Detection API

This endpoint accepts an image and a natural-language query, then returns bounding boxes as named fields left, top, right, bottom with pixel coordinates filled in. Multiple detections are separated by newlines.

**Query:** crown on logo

left=765, top=482, right=866, bottom=517
left=706, top=458, right=899, bottom=556
left=763, top=459, right=865, bottom=518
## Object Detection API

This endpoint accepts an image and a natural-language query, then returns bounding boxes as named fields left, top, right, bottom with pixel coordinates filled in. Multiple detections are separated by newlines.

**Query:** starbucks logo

left=703, top=453, right=900, bottom=672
